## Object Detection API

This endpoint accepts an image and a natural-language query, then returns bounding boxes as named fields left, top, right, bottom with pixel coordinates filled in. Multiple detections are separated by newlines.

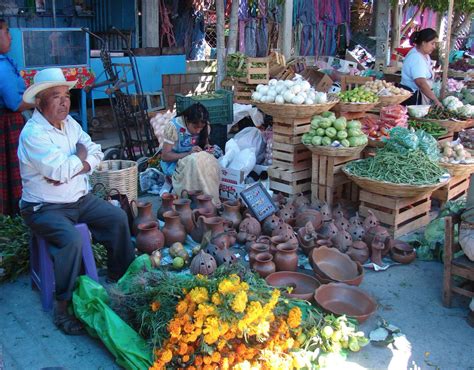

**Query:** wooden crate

left=221, top=78, right=254, bottom=104
left=246, top=57, right=270, bottom=84
left=272, top=142, right=311, bottom=171
left=432, top=175, right=470, bottom=207
left=359, top=190, right=431, bottom=239
left=272, top=119, right=312, bottom=140
left=311, top=153, right=361, bottom=187
left=437, top=133, right=454, bottom=146
left=269, top=166, right=312, bottom=197
left=311, top=182, right=359, bottom=207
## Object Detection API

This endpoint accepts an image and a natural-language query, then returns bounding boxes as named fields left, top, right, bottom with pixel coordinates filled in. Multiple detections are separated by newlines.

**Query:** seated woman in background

left=160, top=103, right=221, bottom=206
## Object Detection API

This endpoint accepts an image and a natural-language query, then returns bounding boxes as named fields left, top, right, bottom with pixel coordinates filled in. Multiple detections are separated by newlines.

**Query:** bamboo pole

left=216, top=0, right=225, bottom=89
left=282, top=0, right=293, bottom=59
left=440, top=0, right=454, bottom=100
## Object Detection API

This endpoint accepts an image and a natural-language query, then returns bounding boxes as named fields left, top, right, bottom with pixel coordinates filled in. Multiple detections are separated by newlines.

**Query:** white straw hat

left=23, top=68, right=77, bottom=104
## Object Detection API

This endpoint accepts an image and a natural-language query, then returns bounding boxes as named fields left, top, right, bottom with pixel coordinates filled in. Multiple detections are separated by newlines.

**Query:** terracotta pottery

left=221, top=200, right=242, bottom=229
left=162, top=210, right=186, bottom=247
left=136, top=221, right=165, bottom=254
left=272, top=193, right=287, bottom=209
left=320, top=203, right=332, bottom=223
left=266, top=271, right=320, bottom=301
left=197, top=194, right=217, bottom=216
left=364, top=225, right=391, bottom=256
left=249, top=243, right=270, bottom=267
left=189, top=208, right=214, bottom=243
left=348, top=223, right=366, bottom=242
left=272, top=223, right=298, bottom=249
left=296, top=221, right=318, bottom=256
left=319, top=220, right=339, bottom=240
left=310, top=247, right=358, bottom=281
left=332, top=203, right=348, bottom=220
left=157, top=193, right=177, bottom=221
left=132, top=201, right=155, bottom=236
left=316, top=239, right=333, bottom=248
left=277, top=206, right=296, bottom=226
left=190, top=250, right=217, bottom=276
left=370, top=235, right=385, bottom=266
left=202, top=216, right=233, bottom=248
left=349, top=212, right=364, bottom=227
left=253, top=252, right=276, bottom=278
left=347, top=241, right=370, bottom=264
left=331, top=229, right=353, bottom=253
left=274, top=242, right=299, bottom=272
left=173, top=198, right=194, bottom=234
left=363, top=210, right=379, bottom=231
left=256, top=235, right=272, bottom=245
left=270, top=235, right=287, bottom=255
left=181, top=189, right=204, bottom=210
left=295, top=209, right=323, bottom=231
left=334, top=213, right=350, bottom=232
left=390, top=240, right=416, bottom=264
left=239, top=214, right=262, bottom=237
left=262, top=214, right=284, bottom=236
left=244, top=234, right=257, bottom=249
left=205, top=242, right=237, bottom=266
left=291, top=193, right=310, bottom=211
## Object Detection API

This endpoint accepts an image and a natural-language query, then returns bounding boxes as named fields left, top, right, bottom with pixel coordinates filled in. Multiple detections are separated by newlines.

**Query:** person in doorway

left=160, top=103, right=221, bottom=206
left=400, top=28, right=442, bottom=107
left=0, top=19, right=35, bottom=215
left=18, top=68, right=135, bottom=335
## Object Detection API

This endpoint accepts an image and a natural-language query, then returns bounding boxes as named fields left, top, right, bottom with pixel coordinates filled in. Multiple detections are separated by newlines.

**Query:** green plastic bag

left=73, top=275, right=153, bottom=370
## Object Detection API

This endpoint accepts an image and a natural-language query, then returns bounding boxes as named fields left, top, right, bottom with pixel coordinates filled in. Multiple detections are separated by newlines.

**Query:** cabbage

left=442, top=96, right=464, bottom=112
left=458, top=104, right=474, bottom=118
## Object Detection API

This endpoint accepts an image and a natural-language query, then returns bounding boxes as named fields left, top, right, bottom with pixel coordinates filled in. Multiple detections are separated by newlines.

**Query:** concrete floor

left=1, top=194, right=473, bottom=370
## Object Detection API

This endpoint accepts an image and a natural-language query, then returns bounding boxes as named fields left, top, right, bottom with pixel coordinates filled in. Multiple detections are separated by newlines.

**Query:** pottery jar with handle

left=249, top=243, right=270, bottom=268
left=131, top=201, right=155, bottom=236
left=136, top=221, right=165, bottom=254
left=157, top=193, right=177, bottom=221
left=221, top=199, right=242, bottom=229
left=189, top=208, right=214, bottom=243
left=197, top=194, right=217, bottom=216
left=181, top=189, right=204, bottom=210
left=253, top=252, right=276, bottom=278
left=174, top=198, right=194, bottom=234
left=274, top=242, right=299, bottom=272
left=162, top=210, right=187, bottom=247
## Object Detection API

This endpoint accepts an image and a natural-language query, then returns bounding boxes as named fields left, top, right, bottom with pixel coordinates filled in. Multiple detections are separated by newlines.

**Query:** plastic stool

left=29, top=223, right=99, bottom=311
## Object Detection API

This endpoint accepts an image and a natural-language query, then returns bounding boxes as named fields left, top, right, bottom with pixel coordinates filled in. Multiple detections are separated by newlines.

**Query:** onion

left=284, top=80, right=294, bottom=88
left=260, top=86, right=269, bottom=95
left=300, top=81, right=311, bottom=92
left=256, top=84, right=264, bottom=92
left=292, top=95, right=305, bottom=105
left=291, top=84, right=301, bottom=95
left=275, top=95, right=285, bottom=104
left=304, top=98, right=314, bottom=105
left=283, top=90, right=295, bottom=103
left=269, top=79, right=278, bottom=86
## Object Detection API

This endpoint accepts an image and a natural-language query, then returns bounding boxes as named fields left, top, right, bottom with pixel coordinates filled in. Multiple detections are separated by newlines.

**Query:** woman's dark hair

left=179, top=102, right=209, bottom=149
left=409, top=28, right=438, bottom=46
left=0, top=19, right=7, bottom=30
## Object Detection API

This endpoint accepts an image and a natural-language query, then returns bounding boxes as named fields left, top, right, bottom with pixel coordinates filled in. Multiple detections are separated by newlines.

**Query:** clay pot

left=197, top=194, right=217, bottom=216
left=349, top=212, right=363, bottom=227
left=319, top=220, right=339, bottom=240
left=221, top=200, right=242, bottom=229
left=205, top=242, right=237, bottom=266
left=132, top=201, right=155, bottom=236
left=277, top=206, right=296, bottom=226
left=334, top=214, right=350, bottom=232
left=266, top=271, right=320, bottom=302
left=270, top=235, right=288, bottom=255
left=253, top=252, right=276, bottom=278
left=202, top=216, right=233, bottom=248
left=189, top=208, right=215, bottom=243
left=162, top=210, right=186, bottom=247
left=256, top=235, right=272, bottom=245
left=348, top=223, right=366, bottom=242
left=364, top=225, right=391, bottom=256
left=262, top=214, right=284, bottom=236
left=249, top=243, right=270, bottom=267
left=295, top=209, right=323, bottom=231
left=157, top=193, right=177, bottom=221
left=272, top=223, right=298, bottom=249
left=363, top=210, right=379, bottom=231
left=347, top=241, right=370, bottom=264
left=331, top=229, right=353, bottom=253
left=274, top=242, right=299, bottom=272
left=390, top=240, right=416, bottom=264
left=320, top=203, right=332, bottom=222
left=332, top=203, right=348, bottom=220
left=291, top=193, right=310, bottom=211
left=190, top=250, right=217, bottom=276
left=174, top=198, right=194, bottom=234
left=239, top=214, right=262, bottom=237
left=316, top=239, right=333, bottom=248
left=136, top=221, right=165, bottom=254
left=296, top=222, right=318, bottom=256
left=181, top=189, right=204, bottom=210
left=370, top=236, right=385, bottom=266
left=272, top=193, right=287, bottom=209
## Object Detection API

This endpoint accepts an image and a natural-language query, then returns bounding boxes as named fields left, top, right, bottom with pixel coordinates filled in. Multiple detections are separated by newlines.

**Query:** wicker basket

left=440, top=162, right=474, bottom=177
left=304, top=144, right=366, bottom=157
left=367, top=138, right=385, bottom=148
left=377, top=94, right=412, bottom=107
left=342, top=166, right=450, bottom=198
left=334, top=101, right=379, bottom=113
left=254, top=96, right=339, bottom=119
left=90, top=160, right=138, bottom=201
left=411, top=117, right=466, bottom=134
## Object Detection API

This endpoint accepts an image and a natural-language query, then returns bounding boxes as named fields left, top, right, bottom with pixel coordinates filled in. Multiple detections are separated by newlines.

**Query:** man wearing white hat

left=17, top=68, right=135, bottom=335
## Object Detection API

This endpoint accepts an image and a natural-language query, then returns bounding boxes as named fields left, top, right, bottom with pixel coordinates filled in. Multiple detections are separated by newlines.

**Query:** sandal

left=53, top=312, right=85, bottom=336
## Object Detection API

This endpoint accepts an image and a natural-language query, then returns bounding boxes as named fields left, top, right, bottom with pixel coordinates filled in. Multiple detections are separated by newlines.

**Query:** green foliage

left=403, top=0, right=474, bottom=13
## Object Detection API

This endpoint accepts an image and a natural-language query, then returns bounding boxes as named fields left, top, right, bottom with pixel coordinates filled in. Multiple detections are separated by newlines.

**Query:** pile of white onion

left=150, top=110, right=176, bottom=147
left=251, top=78, right=327, bottom=105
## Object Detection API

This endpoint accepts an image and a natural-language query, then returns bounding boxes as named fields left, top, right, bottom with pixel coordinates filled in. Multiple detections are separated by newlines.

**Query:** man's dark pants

left=20, top=193, right=135, bottom=301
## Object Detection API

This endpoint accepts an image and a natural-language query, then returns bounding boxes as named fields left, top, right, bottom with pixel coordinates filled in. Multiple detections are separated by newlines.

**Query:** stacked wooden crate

left=432, top=175, right=470, bottom=207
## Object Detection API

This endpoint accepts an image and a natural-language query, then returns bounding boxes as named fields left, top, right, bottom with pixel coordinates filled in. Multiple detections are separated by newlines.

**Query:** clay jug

left=162, top=210, right=186, bottom=247
left=272, top=223, right=298, bottom=249
left=221, top=200, right=242, bottom=229
left=262, top=214, right=284, bottom=236
left=197, top=194, right=217, bottom=216
left=274, top=242, right=299, bottom=272
left=347, top=241, right=370, bottom=264
left=157, top=193, right=177, bottom=221
left=253, top=252, right=276, bottom=278
left=249, top=243, right=270, bottom=268
left=132, top=201, right=155, bottom=236
left=270, top=235, right=288, bottom=255
left=136, top=221, right=165, bottom=254
left=181, top=189, right=204, bottom=210
left=189, top=208, right=214, bottom=243
left=203, top=216, right=232, bottom=248
left=174, top=198, right=194, bottom=234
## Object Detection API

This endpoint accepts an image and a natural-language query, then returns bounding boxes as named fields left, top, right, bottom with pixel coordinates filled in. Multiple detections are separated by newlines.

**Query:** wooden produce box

left=226, top=56, right=269, bottom=85
left=269, top=166, right=311, bottom=198
left=272, top=142, right=311, bottom=171
left=221, top=78, right=254, bottom=104
left=358, top=190, right=431, bottom=238
left=310, top=153, right=361, bottom=207
left=272, top=118, right=312, bottom=144
left=432, top=175, right=470, bottom=208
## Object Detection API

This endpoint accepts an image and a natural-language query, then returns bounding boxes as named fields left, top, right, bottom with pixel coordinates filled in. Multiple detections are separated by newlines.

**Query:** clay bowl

left=390, top=240, right=416, bottom=264
left=314, top=282, right=377, bottom=323
left=312, top=260, right=364, bottom=286
left=266, top=271, right=321, bottom=302
left=310, top=247, right=358, bottom=281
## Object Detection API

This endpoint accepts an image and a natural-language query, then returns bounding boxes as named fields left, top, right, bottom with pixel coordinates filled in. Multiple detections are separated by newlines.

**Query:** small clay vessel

left=295, top=209, right=323, bottom=231
left=350, top=212, right=364, bottom=227
left=363, top=210, right=379, bottom=231
left=319, top=220, right=339, bottom=240
left=272, top=192, right=287, bottom=209
left=256, top=235, right=272, bottom=245
left=331, top=229, right=353, bottom=253
left=189, top=208, right=214, bottom=243
left=136, top=221, right=165, bottom=254
left=253, top=252, right=276, bottom=278
left=174, top=198, right=194, bottom=234
left=332, top=203, right=348, bottom=220
left=316, top=238, right=333, bottom=248
left=270, top=235, right=288, bottom=255
left=262, top=214, right=284, bottom=236
left=157, top=193, right=177, bottom=221
left=197, top=194, right=217, bottom=216
left=132, top=201, right=155, bottom=236
left=272, top=223, right=298, bottom=249
left=277, top=205, right=296, bottom=226
left=296, top=221, right=318, bottom=256
left=203, top=216, right=233, bottom=248
left=370, top=235, right=385, bottom=266
left=190, top=250, right=216, bottom=276
left=347, top=241, right=370, bottom=264
left=292, top=193, right=310, bottom=212
left=239, top=214, right=262, bottom=237
left=390, top=240, right=416, bottom=264
left=348, top=223, right=366, bottom=242
left=334, top=213, right=350, bottom=232
left=320, top=203, right=332, bottom=223
left=181, top=189, right=204, bottom=210
left=364, top=225, right=391, bottom=256
left=162, top=210, right=186, bottom=247
left=205, top=241, right=237, bottom=266
left=274, top=242, right=299, bottom=272
left=221, top=200, right=242, bottom=229
left=249, top=243, right=270, bottom=267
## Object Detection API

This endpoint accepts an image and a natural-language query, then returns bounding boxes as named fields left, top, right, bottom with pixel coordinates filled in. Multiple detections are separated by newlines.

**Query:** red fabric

left=395, top=47, right=413, bottom=57
left=0, top=111, right=25, bottom=215
left=20, top=67, right=95, bottom=89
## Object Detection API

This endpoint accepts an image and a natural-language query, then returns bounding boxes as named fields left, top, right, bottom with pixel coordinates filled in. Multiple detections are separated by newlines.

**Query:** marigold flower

left=287, top=307, right=302, bottom=329
left=211, top=352, right=221, bottom=363
left=195, top=355, right=203, bottom=366
left=178, top=341, right=188, bottom=355
left=176, top=300, right=188, bottom=315
left=161, top=349, right=173, bottom=363
left=218, top=279, right=238, bottom=295
left=203, top=355, right=212, bottom=365
left=217, top=339, right=227, bottom=351
left=150, top=301, right=160, bottom=312
left=211, top=292, right=222, bottom=305
left=168, top=319, right=182, bottom=338
left=231, top=291, right=248, bottom=313
left=189, top=287, right=209, bottom=304
left=182, top=354, right=190, bottom=363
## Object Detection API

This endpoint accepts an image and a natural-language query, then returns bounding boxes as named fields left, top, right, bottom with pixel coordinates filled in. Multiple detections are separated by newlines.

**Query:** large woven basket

left=377, top=94, right=412, bottom=107
left=440, top=162, right=474, bottom=177
left=342, top=166, right=450, bottom=198
left=304, top=144, right=366, bottom=157
left=90, top=160, right=138, bottom=201
left=334, top=101, right=379, bottom=113
left=254, top=96, right=339, bottom=119
left=411, top=117, right=467, bottom=134
left=367, top=138, right=385, bottom=148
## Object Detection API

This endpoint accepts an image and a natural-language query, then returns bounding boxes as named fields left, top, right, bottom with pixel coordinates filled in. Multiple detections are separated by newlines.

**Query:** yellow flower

left=231, top=291, right=248, bottom=313
left=176, top=300, right=188, bottom=315
left=211, top=292, right=222, bottom=305
left=287, top=307, right=302, bottom=329
left=239, top=281, right=249, bottom=291
left=161, top=348, right=173, bottom=363
left=203, top=316, right=220, bottom=345
left=218, top=279, right=238, bottom=295
left=150, top=301, right=160, bottom=312
left=189, top=287, right=209, bottom=304
left=168, top=318, right=182, bottom=338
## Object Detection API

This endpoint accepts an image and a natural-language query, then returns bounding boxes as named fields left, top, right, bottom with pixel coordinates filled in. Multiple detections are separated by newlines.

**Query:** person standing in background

left=0, top=19, right=35, bottom=215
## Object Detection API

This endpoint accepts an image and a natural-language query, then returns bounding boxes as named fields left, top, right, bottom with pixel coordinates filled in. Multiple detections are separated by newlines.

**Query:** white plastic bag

left=218, top=138, right=240, bottom=168
left=139, top=168, right=165, bottom=192
left=232, top=127, right=266, bottom=164
left=228, top=148, right=257, bottom=178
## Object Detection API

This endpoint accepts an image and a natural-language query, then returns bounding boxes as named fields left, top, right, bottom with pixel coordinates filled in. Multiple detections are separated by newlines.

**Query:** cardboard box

left=221, top=167, right=245, bottom=185
left=219, top=182, right=247, bottom=200
left=300, top=67, right=334, bottom=92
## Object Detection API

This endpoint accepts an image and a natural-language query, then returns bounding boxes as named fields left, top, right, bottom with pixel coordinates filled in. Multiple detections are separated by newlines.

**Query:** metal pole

left=441, top=0, right=455, bottom=100
left=282, top=0, right=293, bottom=59
left=52, top=0, right=57, bottom=28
